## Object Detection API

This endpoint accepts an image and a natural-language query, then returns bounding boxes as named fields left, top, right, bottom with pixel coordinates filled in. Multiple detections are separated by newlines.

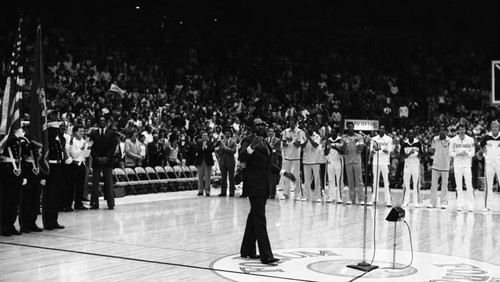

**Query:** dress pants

left=220, top=164, right=235, bottom=195
left=303, top=164, right=320, bottom=201
left=197, top=160, right=212, bottom=195
left=20, top=164, right=41, bottom=229
left=485, top=162, right=500, bottom=209
left=429, top=169, right=449, bottom=206
left=345, top=162, right=364, bottom=203
left=454, top=166, right=475, bottom=210
left=43, top=164, right=64, bottom=228
left=91, top=165, right=114, bottom=208
left=327, top=160, right=343, bottom=201
left=0, top=164, right=22, bottom=232
left=403, top=163, right=420, bottom=205
left=371, top=164, right=392, bottom=204
left=240, top=197, right=273, bottom=260
left=282, top=159, right=301, bottom=199
left=69, top=163, right=87, bottom=208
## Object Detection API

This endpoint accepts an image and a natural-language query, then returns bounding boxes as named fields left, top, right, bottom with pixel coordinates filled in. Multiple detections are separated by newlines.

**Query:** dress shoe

left=197, top=193, right=203, bottom=196
left=54, top=224, right=65, bottom=229
left=74, top=205, right=88, bottom=210
left=261, top=257, right=280, bottom=264
left=241, top=254, right=260, bottom=259
left=10, top=228, right=22, bottom=235
left=44, top=226, right=55, bottom=231
left=205, top=193, right=210, bottom=197
left=20, top=227, right=32, bottom=233
left=218, top=194, right=227, bottom=197
left=108, top=206, right=114, bottom=210
left=30, top=226, right=43, bottom=232
left=229, top=194, right=234, bottom=197
left=89, top=205, right=99, bottom=210
left=1, top=230, right=11, bottom=236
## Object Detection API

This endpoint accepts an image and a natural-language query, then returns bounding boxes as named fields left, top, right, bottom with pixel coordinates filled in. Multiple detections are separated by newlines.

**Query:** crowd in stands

left=2, top=16, right=500, bottom=199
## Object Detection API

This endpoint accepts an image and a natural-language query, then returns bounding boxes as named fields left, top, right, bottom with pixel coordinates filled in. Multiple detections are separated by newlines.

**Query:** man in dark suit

left=266, top=126, right=282, bottom=199
left=195, top=131, right=215, bottom=196
left=217, top=128, right=237, bottom=197
left=89, top=116, right=118, bottom=209
left=146, top=133, right=165, bottom=167
left=239, top=118, right=295, bottom=265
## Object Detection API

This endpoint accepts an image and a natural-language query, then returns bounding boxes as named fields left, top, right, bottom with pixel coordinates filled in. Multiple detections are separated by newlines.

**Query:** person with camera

left=66, top=124, right=92, bottom=210
left=239, top=118, right=296, bottom=265
left=89, top=116, right=118, bottom=210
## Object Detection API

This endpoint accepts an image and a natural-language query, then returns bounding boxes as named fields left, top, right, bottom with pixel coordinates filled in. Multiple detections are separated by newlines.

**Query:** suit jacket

left=239, top=134, right=281, bottom=197
left=217, top=136, right=237, bottom=168
left=146, top=141, right=165, bottom=166
left=89, top=128, right=118, bottom=167
left=195, top=140, right=215, bottom=166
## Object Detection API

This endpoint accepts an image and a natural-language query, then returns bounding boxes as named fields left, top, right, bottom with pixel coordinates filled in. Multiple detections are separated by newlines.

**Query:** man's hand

left=284, top=171, right=296, bottom=182
left=250, top=137, right=261, bottom=149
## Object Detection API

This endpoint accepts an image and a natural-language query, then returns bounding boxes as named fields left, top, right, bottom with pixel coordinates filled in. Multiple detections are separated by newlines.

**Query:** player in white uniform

left=281, top=118, right=305, bottom=200
left=369, top=125, right=393, bottom=206
left=401, top=129, right=422, bottom=207
left=325, top=129, right=344, bottom=203
left=449, top=124, right=475, bottom=212
left=301, top=124, right=322, bottom=202
left=480, top=120, right=500, bottom=211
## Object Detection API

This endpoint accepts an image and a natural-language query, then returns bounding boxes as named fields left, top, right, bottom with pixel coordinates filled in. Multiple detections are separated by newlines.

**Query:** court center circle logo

left=211, top=248, right=500, bottom=281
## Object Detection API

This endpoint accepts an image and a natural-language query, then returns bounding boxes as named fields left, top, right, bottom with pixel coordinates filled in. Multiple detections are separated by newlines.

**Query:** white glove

left=65, top=157, right=73, bottom=165
left=40, top=179, right=46, bottom=186
left=22, top=179, right=27, bottom=186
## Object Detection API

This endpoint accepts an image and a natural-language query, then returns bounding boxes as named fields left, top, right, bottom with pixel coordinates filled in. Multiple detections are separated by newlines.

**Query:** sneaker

left=359, top=201, right=365, bottom=205
left=280, top=195, right=290, bottom=200
left=301, top=198, right=307, bottom=202
left=366, top=201, right=374, bottom=206
left=468, top=208, right=474, bottom=212
left=426, top=204, right=434, bottom=209
left=414, top=203, right=421, bottom=208
left=326, top=198, right=333, bottom=203
left=457, top=206, right=463, bottom=211
left=440, top=205, right=447, bottom=209
left=337, top=200, right=343, bottom=204
left=386, top=202, right=392, bottom=207
left=482, top=207, right=491, bottom=212
left=294, top=197, right=302, bottom=201
left=401, top=203, right=409, bottom=207
left=346, top=201, right=352, bottom=205
left=316, top=199, right=323, bottom=203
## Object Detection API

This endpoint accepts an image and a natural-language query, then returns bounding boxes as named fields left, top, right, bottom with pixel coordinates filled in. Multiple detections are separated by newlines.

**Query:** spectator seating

left=173, top=165, right=190, bottom=190
left=125, top=167, right=146, bottom=194
left=154, top=166, right=175, bottom=192
left=135, top=167, right=157, bottom=193
left=145, top=166, right=169, bottom=192
left=164, top=166, right=182, bottom=191
left=113, top=168, right=132, bottom=197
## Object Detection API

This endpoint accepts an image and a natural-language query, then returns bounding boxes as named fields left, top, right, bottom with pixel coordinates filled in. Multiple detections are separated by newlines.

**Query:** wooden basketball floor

left=1, top=186, right=500, bottom=282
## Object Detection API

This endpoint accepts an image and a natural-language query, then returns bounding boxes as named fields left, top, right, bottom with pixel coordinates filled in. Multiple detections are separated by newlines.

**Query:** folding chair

left=113, top=168, right=134, bottom=196
left=154, top=166, right=173, bottom=192
left=181, top=165, right=197, bottom=190
left=145, top=166, right=164, bottom=192
left=165, top=166, right=182, bottom=191
left=135, top=167, right=156, bottom=193
left=125, top=167, right=147, bottom=194
left=173, top=165, right=190, bottom=190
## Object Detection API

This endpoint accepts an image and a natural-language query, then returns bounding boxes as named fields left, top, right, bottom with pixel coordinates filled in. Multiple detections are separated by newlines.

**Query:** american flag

left=0, top=17, right=24, bottom=152
left=30, top=24, right=50, bottom=174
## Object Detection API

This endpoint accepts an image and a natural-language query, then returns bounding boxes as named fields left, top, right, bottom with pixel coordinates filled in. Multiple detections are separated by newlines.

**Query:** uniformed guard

left=1, top=129, right=24, bottom=236
left=19, top=121, right=44, bottom=233
left=43, top=116, right=66, bottom=230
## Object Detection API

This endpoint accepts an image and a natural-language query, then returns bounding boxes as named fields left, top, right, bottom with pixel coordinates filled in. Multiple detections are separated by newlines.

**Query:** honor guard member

left=19, top=121, right=44, bottom=233
left=480, top=120, right=500, bottom=212
left=43, top=116, right=66, bottom=230
left=0, top=128, right=24, bottom=236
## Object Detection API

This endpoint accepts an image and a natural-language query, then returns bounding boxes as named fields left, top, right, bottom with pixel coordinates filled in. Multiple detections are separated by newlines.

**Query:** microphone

left=359, top=131, right=380, bottom=149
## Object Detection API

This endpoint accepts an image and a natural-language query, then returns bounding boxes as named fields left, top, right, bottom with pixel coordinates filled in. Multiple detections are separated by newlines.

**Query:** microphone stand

left=347, top=131, right=379, bottom=272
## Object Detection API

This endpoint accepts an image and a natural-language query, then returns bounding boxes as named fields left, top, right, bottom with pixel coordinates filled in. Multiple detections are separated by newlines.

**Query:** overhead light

left=136, top=6, right=140, bottom=10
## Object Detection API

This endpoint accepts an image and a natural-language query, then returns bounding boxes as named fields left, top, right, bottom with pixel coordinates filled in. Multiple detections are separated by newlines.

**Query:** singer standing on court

left=341, top=122, right=365, bottom=205
left=195, top=131, right=215, bottom=196
left=89, top=117, right=118, bottom=210
left=239, top=118, right=296, bottom=265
